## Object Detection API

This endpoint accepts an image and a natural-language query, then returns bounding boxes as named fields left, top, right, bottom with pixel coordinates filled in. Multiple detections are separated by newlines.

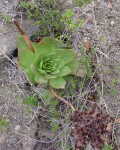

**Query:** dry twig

left=48, top=86, right=76, bottom=112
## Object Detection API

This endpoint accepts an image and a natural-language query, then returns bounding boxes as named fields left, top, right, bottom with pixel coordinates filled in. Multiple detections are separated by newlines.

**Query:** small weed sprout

left=102, top=144, right=112, bottom=150
left=73, top=0, right=93, bottom=6
left=0, top=117, right=9, bottom=132
left=61, top=9, right=83, bottom=31
left=78, top=45, right=95, bottom=78
left=22, top=96, right=39, bottom=107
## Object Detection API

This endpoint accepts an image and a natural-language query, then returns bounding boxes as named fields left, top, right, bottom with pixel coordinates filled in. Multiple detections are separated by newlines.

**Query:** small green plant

left=73, top=0, right=92, bottom=6
left=49, top=119, right=59, bottom=132
left=61, top=9, right=74, bottom=30
left=111, top=79, right=117, bottom=87
left=41, top=90, right=54, bottom=104
left=111, top=79, right=118, bottom=95
left=22, top=96, right=39, bottom=107
left=111, top=89, right=116, bottom=95
left=47, top=99, right=59, bottom=132
left=0, top=117, right=9, bottom=132
left=78, top=45, right=95, bottom=78
left=61, top=9, right=83, bottom=30
left=3, top=15, right=12, bottom=23
left=48, top=99, right=59, bottom=116
left=20, top=0, right=62, bottom=36
left=17, top=35, right=78, bottom=89
left=102, top=144, right=112, bottom=150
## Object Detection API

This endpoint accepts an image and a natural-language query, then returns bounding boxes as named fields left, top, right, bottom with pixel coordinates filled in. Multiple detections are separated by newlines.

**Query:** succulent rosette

left=17, top=36, right=78, bottom=89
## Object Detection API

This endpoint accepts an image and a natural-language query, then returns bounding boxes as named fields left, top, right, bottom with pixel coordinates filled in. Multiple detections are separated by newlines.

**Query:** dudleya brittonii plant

left=17, top=35, right=78, bottom=89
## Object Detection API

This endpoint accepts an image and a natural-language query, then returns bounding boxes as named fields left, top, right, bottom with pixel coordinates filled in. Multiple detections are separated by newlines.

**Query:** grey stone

left=14, top=125, right=21, bottom=131
left=0, top=0, right=38, bottom=56
left=0, top=21, right=38, bottom=56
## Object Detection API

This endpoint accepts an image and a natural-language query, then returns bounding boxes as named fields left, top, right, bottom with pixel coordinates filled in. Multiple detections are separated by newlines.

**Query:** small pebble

left=5, top=1, right=8, bottom=4
left=110, top=21, right=115, bottom=26
left=14, top=125, right=21, bottom=131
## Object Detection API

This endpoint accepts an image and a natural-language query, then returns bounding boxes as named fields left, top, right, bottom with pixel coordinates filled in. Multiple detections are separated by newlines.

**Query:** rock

left=14, top=125, right=21, bottom=131
left=110, top=20, right=115, bottom=26
left=0, top=30, right=16, bottom=56
left=0, top=0, right=18, bottom=56
left=0, top=0, right=19, bottom=17
left=0, top=20, right=38, bottom=56
left=0, top=0, right=38, bottom=56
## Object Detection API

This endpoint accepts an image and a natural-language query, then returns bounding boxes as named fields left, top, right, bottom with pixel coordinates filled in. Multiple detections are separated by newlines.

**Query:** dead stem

left=12, top=19, right=35, bottom=53
left=48, top=86, right=76, bottom=112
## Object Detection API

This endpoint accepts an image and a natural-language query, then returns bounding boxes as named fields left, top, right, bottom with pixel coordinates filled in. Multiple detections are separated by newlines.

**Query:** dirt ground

left=0, top=0, right=120, bottom=150
left=72, top=0, right=120, bottom=121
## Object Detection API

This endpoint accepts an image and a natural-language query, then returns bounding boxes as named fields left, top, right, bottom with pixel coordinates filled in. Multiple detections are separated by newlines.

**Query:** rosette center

left=39, top=58, right=58, bottom=73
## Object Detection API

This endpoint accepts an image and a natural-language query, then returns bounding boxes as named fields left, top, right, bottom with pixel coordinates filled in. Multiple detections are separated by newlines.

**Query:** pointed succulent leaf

left=57, top=60, right=65, bottom=69
left=51, top=68, right=60, bottom=74
left=16, top=35, right=36, bottom=50
left=55, top=49, right=76, bottom=65
left=31, top=62, right=37, bottom=73
left=45, top=74, right=57, bottom=79
left=18, top=48, right=36, bottom=68
left=67, top=61, right=78, bottom=74
left=57, top=66, right=71, bottom=77
left=34, top=51, right=53, bottom=67
left=18, top=61, right=27, bottom=71
left=25, top=69, right=36, bottom=84
left=35, top=72, right=48, bottom=84
left=49, top=77, right=66, bottom=89
left=37, top=68, right=46, bottom=75
left=34, top=37, right=58, bottom=56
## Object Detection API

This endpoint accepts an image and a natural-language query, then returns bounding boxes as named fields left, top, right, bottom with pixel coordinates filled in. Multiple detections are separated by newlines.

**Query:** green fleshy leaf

left=25, top=69, right=36, bottom=84
left=34, top=51, right=48, bottom=63
left=57, top=66, right=71, bottom=77
left=51, top=59, right=59, bottom=71
left=68, top=61, right=87, bottom=77
left=34, top=37, right=58, bottom=56
left=34, top=52, right=53, bottom=68
left=35, top=73, right=48, bottom=84
left=37, top=68, right=46, bottom=75
left=57, top=60, right=65, bottom=69
left=16, top=35, right=36, bottom=50
left=31, top=62, right=36, bottom=73
left=18, top=48, right=36, bottom=68
left=51, top=68, right=60, bottom=74
left=18, top=61, right=27, bottom=71
left=45, top=74, right=57, bottom=79
left=55, top=49, right=75, bottom=65
left=49, top=77, right=66, bottom=89
left=39, top=60, right=43, bottom=68
left=67, top=61, right=78, bottom=74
